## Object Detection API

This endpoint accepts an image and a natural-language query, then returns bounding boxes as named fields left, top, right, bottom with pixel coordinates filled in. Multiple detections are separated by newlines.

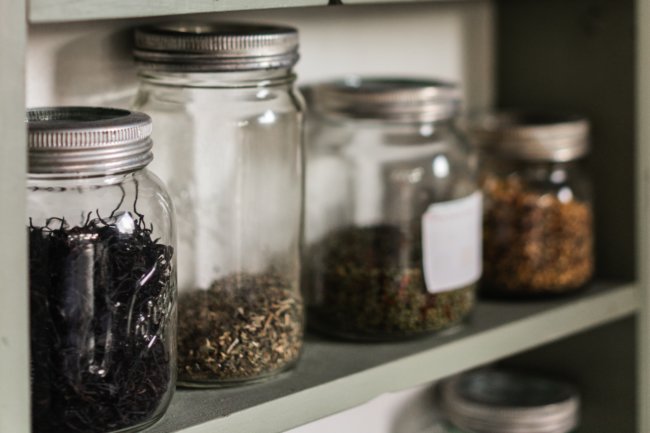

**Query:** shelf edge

left=174, top=283, right=639, bottom=433
left=29, top=0, right=328, bottom=24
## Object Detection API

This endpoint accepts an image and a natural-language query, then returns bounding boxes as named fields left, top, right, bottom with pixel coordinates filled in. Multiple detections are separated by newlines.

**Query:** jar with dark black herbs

left=133, top=23, right=305, bottom=386
left=304, top=78, right=480, bottom=340
left=472, top=113, right=594, bottom=297
left=27, top=107, right=176, bottom=433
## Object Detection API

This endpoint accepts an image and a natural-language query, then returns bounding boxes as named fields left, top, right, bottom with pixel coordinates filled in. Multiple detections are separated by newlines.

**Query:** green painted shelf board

left=29, top=0, right=328, bottom=23
left=340, top=0, right=450, bottom=4
left=147, top=281, right=638, bottom=433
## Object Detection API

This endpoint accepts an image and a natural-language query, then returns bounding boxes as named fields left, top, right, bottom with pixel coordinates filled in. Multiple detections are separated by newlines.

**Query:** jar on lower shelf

left=471, top=112, right=594, bottom=297
left=303, top=78, right=480, bottom=340
left=439, top=369, right=580, bottom=433
left=434, top=423, right=578, bottom=433
left=27, top=107, right=177, bottom=433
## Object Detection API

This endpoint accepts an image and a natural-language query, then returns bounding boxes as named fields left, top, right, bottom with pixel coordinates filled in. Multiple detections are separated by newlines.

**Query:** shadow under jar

left=472, top=113, right=594, bottom=297
left=132, top=23, right=305, bottom=386
left=26, top=107, right=177, bottom=433
left=303, top=78, right=480, bottom=341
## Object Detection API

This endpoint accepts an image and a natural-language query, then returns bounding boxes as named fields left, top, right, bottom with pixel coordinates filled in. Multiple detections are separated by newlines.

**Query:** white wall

left=27, top=2, right=493, bottom=110
left=286, top=382, right=448, bottom=433
left=26, top=3, right=493, bottom=431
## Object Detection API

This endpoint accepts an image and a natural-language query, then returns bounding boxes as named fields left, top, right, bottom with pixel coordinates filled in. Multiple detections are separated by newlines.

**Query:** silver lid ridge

left=134, top=23, right=299, bottom=72
left=28, top=107, right=153, bottom=176
left=441, top=370, right=580, bottom=433
left=307, top=77, right=460, bottom=122
left=470, top=112, right=590, bottom=162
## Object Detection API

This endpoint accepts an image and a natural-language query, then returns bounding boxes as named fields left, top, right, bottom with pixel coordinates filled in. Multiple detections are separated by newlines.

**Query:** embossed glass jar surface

left=27, top=107, right=177, bottom=433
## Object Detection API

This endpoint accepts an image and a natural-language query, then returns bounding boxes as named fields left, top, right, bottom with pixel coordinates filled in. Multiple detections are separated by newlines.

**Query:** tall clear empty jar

left=27, top=107, right=176, bottom=433
left=304, top=78, right=480, bottom=340
left=133, top=23, right=305, bottom=386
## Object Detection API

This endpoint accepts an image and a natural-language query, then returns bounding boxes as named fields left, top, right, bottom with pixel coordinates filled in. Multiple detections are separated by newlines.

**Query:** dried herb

left=178, top=273, right=304, bottom=385
left=306, top=225, right=474, bottom=340
left=29, top=209, right=175, bottom=433
left=482, top=175, right=594, bottom=295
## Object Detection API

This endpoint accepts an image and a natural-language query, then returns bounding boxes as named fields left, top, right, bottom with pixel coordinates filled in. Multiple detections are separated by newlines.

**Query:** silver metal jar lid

left=27, top=107, right=153, bottom=176
left=441, top=370, right=580, bottom=433
left=307, top=77, right=461, bottom=122
left=469, top=112, right=589, bottom=162
left=134, top=23, right=299, bottom=72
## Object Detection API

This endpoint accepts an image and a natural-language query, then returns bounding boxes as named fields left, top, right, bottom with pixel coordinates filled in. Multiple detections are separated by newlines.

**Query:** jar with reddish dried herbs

left=472, top=113, right=594, bottom=297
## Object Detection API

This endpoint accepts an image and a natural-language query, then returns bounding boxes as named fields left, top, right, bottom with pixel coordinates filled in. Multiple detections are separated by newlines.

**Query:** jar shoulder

left=27, top=171, right=175, bottom=241
left=133, top=83, right=304, bottom=114
left=481, top=160, right=592, bottom=202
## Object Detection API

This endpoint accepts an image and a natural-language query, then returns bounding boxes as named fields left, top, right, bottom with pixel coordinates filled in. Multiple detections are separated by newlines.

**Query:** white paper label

left=421, top=191, right=482, bottom=294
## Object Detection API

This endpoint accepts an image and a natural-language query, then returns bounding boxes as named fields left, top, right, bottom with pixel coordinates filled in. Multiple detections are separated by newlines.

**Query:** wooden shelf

left=29, top=0, right=328, bottom=23
left=146, top=281, right=638, bottom=433
left=27, top=0, right=463, bottom=23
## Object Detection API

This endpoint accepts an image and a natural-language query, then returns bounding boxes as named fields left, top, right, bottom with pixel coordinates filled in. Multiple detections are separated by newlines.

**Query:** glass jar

left=304, top=78, right=480, bottom=340
left=472, top=113, right=594, bottom=297
left=133, top=23, right=305, bottom=386
left=27, top=107, right=176, bottom=433
left=440, top=369, right=580, bottom=433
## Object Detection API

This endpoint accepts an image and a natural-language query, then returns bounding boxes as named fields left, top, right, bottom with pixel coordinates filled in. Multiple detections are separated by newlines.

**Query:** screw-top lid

left=307, top=77, right=461, bottom=122
left=441, top=369, right=580, bottom=433
left=134, top=23, right=300, bottom=72
left=469, top=112, right=589, bottom=162
left=27, top=107, right=153, bottom=177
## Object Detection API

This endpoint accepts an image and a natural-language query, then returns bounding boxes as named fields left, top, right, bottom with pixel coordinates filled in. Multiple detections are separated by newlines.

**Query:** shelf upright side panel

left=496, top=0, right=636, bottom=281
left=29, top=0, right=327, bottom=23
left=0, top=1, right=29, bottom=432
left=637, top=0, right=650, bottom=430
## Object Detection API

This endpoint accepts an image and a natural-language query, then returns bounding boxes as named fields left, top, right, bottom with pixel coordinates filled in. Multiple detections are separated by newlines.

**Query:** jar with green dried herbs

left=472, top=113, right=594, bottom=297
left=304, top=78, right=480, bottom=340
left=133, top=23, right=305, bottom=386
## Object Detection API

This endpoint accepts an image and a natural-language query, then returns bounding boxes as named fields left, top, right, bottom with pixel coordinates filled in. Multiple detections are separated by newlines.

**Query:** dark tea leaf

left=29, top=211, right=175, bottom=433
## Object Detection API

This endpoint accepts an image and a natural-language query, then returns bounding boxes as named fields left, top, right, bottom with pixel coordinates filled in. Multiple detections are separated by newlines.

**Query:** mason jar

left=472, top=113, right=594, bottom=297
left=440, top=369, right=580, bottom=433
left=27, top=107, right=177, bottom=433
left=304, top=78, right=480, bottom=340
left=133, top=23, right=305, bottom=386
